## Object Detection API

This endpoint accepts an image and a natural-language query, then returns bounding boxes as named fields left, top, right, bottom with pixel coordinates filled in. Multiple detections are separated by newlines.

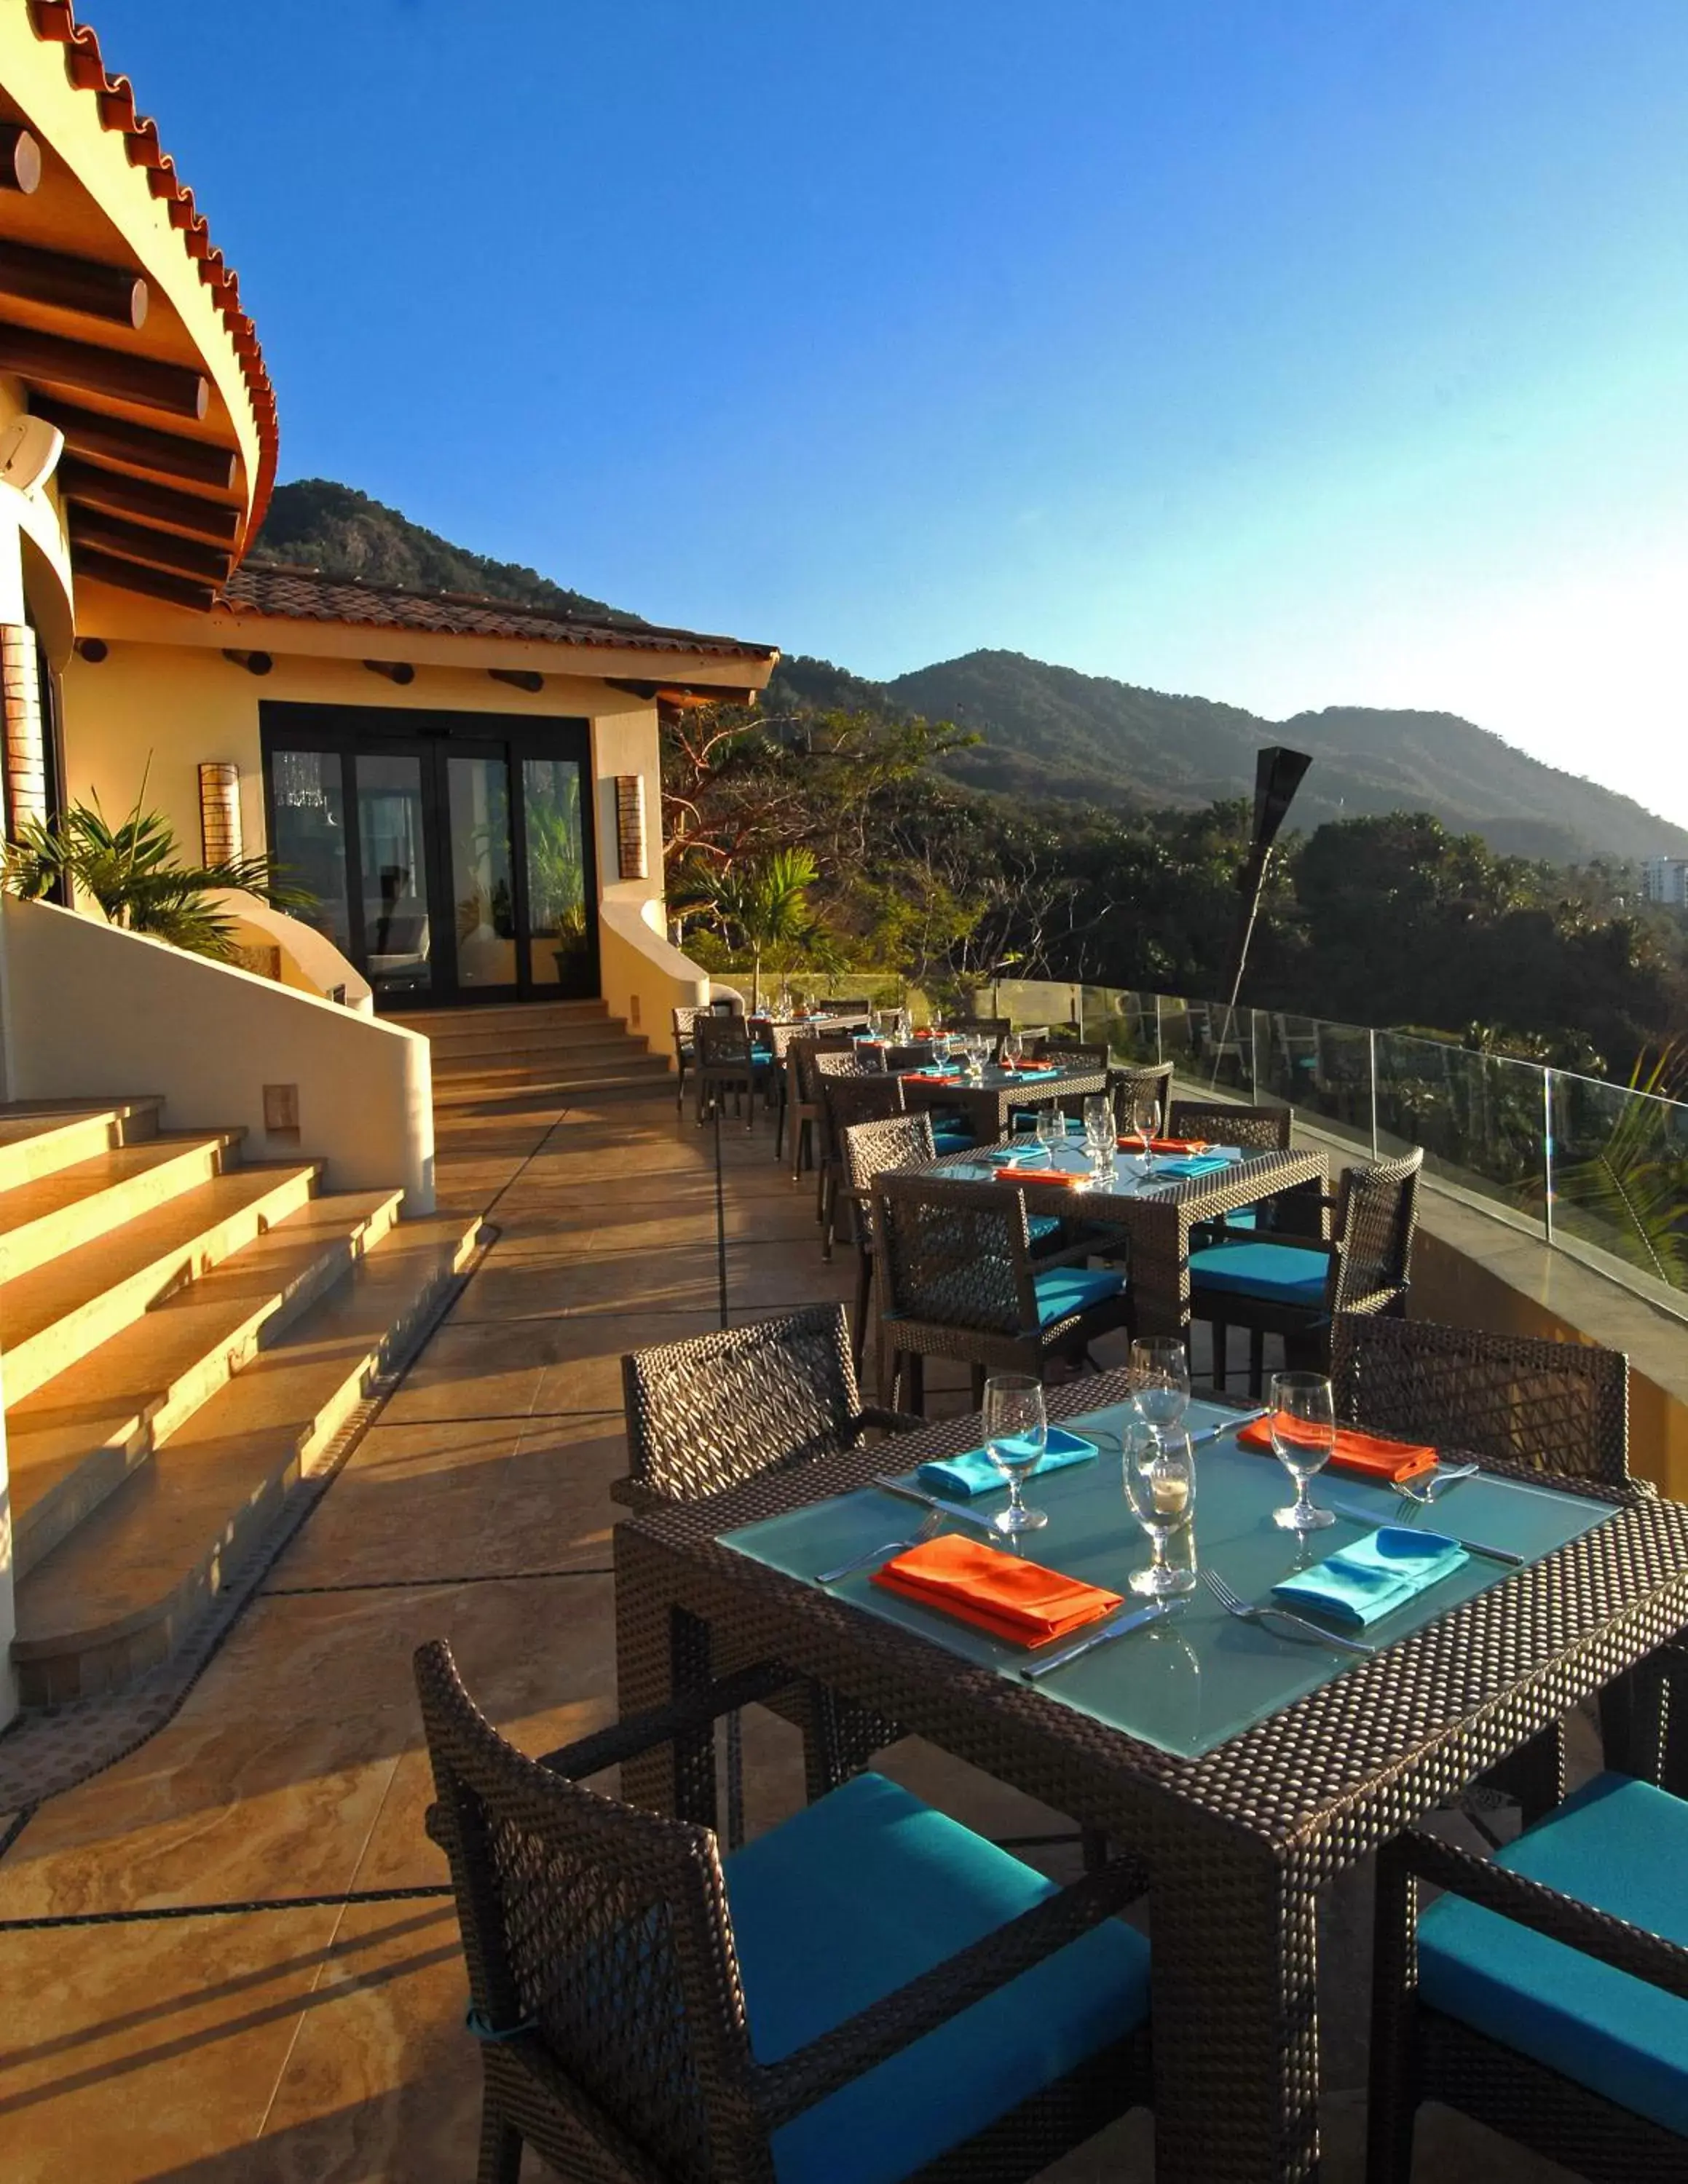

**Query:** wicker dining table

left=614, top=1369, right=1688, bottom=2183
left=916, top=1140, right=1330, bottom=1337
left=894, top=1059, right=1111, bottom=1146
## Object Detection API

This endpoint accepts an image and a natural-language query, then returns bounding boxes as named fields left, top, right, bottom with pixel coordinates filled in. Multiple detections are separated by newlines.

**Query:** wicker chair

left=816, top=1067, right=904, bottom=1259
left=672, top=1005, right=705, bottom=1110
left=695, top=1013, right=772, bottom=1131
left=1167, top=1101, right=1295, bottom=1245
left=1368, top=1749, right=1688, bottom=2184
left=617, top=1304, right=919, bottom=1835
left=416, top=1639, right=1153, bottom=2184
left=1106, top=1061, right=1175, bottom=1134
left=1031, top=1038, right=1110, bottom=1072
left=1189, top=1145, right=1424, bottom=1396
left=874, top=1174, right=1134, bottom=1412
left=1329, top=1313, right=1630, bottom=1486
left=838, top=1112, right=939, bottom=1372
left=813, top=995, right=873, bottom=1019
left=786, top=1033, right=855, bottom=1179
left=616, top=1302, right=918, bottom=1513
left=881, top=1043, right=927, bottom=1072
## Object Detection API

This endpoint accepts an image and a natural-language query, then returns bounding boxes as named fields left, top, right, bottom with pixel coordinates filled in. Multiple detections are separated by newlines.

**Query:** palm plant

left=1548, top=1045, right=1688, bottom=1289
left=695, top=846, right=841, bottom=1011
left=5, top=779, right=311, bottom=963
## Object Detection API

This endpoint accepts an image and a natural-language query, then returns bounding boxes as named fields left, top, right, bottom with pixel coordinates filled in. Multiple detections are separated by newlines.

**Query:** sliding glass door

left=261, top=705, right=599, bottom=1008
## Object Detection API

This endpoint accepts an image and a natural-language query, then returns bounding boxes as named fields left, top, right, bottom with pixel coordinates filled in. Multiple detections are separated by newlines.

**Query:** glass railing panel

left=1372, top=1032, right=1545, bottom=1221
left=1077, top=986, right=1160, bottom=1062
left=1550, top=1071, right=1688, bottom=1292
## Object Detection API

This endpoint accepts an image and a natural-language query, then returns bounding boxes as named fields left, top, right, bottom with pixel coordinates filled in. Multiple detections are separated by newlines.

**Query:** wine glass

left=1001, top=1028, right=1023, bottom=1069
left=983, top=1373, right=1049, bottom=1534
left=1083, top=1093, right=1114, bottom=1176
left=1123, top=1425, right=1198, bottom=1597
left=1032, top=1103, right=1062, bottom=1157
left=1130, top=1336, right=1191, bottom=1444
left=1130, top=1089, right=1159, bottom=1171
left=1269, top=1371, right=1337, bottom=1531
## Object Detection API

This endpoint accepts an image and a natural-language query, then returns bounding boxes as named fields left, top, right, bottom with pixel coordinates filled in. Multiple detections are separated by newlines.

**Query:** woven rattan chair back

left=955, top=1015, right=1011, bottom=1037
left=875, top=1174, right=1036, bottom=1337
left=841, top=1110, right=936, bottom=1249
left=415, top=1639, right=766, bottom=2184
left=819, top=1069, right=904, bottom=1164
left=1107, top=1061, right=1175, bottom=1131
left=623, top=1304, right=867, bottom=1503
left=1329, top=1313, right=1630, bottom=1484
left=1329, top=1146, right=1423, bottom=1315
left=790, top=1033, right=855, bottom=1104
left=674, top=1005, right=705, bottom=1040
left=695, top=1013, right=754, bottom=1070
left=814, top=996, right=872, bottom=1019
left=1034, top=1039, right=1110, bottom=1071
left=1167, top=1101, right=1292, bottom=1151
left=882, top=1043, right=926, bottom=1072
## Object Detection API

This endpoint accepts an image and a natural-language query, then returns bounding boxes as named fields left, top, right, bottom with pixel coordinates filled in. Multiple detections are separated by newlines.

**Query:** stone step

left=0, top=1098, right=164, bottom=1194
left=430, top=1058, right=671, bottom=1107
left=6, top=1188, right=404, bottom=1580
left=428, top=1044, right=661, bottom=1087
left=0, top=1131, right=246, bottom=1287
left=383, top=999, right=611, bottom=1034
left=12, top=1208, right=482, bottom=1705
left=0, top=1163, right=322, bottom=1404
left=410, top=1020, right=638, bottom=1062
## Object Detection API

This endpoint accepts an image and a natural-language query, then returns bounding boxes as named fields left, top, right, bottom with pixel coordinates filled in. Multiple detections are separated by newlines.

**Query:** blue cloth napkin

left=915, top=1426, right=1098, bottom=1497
left=1272, top=1526, right=1469, bottom=1629
left=1148, top=1152, right=1233, bottom=1179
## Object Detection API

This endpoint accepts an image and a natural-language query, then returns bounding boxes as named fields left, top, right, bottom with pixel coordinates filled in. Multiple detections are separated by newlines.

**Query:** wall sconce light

left=199, top=761, right=242, bottom=866
left=615, top=774, right=647, bottom=880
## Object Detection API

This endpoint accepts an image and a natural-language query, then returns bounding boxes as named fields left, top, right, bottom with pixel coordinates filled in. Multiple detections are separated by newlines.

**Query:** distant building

left=1642, top=858, right=1688, bottom=907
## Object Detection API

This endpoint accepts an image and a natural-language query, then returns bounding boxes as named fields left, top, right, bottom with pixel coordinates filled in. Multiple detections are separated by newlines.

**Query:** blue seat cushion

left=1188, top=1241, right=1328, bottom=1306
left=726, top=1771, right=1148, bottom=2184
left=1032, top=1265, right=1126, bottom=1328
left=932, top=1126, right=977, bottom=1153
left=1418, top=1771, right=1688, bottom=2136
left=1028, top=1214, right=1062, bottom=1244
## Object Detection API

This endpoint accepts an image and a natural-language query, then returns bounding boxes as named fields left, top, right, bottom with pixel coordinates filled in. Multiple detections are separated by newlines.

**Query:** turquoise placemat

left=719, top=1400, right=1617, bottom=1759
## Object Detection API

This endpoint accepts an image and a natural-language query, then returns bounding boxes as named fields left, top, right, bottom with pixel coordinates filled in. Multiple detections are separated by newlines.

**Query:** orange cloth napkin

left=1011, top=1168, right=1086, bottom=1188
left=1237, top=1417, right=1438, bottom=1484
left=1116, top=1136, right=1212, bottom=1154
left=872, top=1532, right=1123, bottom=1646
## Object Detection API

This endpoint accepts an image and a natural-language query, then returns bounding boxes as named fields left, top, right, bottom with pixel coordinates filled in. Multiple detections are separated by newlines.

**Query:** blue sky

left=87, top=1, right=1688, bottom=824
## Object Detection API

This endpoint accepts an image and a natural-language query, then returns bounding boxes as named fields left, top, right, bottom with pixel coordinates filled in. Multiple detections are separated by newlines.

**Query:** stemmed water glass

left=1130, top=1337, right=1191, bottom=1446
left=1001, top=1029, right=1023, bottom=1070
left=983, top=1373, right=1049, bottom=1534
left=1083, top=1093, right=1114, bottom=1177
left=1269, top=1371, right=1337, bottom=1531
left=1123, top=1423, right=1198, bottom=1597
left=1129, top=1090, right=1159, bottom=1171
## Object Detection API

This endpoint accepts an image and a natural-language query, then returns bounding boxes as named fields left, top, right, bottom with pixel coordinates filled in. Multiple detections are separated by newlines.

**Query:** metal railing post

left=1368, top=1029, right=1379, bottom=1160
left=1542, top=1067, right=1556, bottom=1248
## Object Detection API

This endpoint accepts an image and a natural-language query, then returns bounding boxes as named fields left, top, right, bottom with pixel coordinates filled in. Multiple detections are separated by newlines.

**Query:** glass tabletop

left=938, top=1144, right=1246, bottom=1193
left=720, top=1400, right=1617, bottom=1759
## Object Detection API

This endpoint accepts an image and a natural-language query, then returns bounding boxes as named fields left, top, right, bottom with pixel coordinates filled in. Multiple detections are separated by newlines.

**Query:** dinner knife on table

left=1324, top=1495, right=1526, bottom=1567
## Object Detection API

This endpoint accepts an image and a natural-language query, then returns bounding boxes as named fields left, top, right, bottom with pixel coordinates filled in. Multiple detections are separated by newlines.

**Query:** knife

left=870, top=1476, right=1001, bottom=1532
left=1021, top=1601, right=1171, bottom=1679
left=1324, top=1496, right=1526, bottom=1567
left=1190, top=1406, right=1269, bottom=1447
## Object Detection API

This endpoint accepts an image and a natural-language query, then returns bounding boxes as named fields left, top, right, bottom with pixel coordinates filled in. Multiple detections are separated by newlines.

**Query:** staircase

left=385, top=998, right=669, bottom=1107
left=1, top=1098, right=477, bottom=1706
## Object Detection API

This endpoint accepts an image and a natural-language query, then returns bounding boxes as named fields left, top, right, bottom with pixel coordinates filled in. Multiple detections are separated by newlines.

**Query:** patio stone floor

left=0, top=1080, right=1578, bottom=2179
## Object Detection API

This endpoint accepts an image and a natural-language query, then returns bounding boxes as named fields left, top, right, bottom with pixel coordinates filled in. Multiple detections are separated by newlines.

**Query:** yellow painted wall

left=58, top=639, right=666, bottom=916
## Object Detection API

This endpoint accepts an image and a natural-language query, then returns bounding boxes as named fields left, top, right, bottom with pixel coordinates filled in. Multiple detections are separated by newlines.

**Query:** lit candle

left=1151, top=1471, right=1190, bottom=1519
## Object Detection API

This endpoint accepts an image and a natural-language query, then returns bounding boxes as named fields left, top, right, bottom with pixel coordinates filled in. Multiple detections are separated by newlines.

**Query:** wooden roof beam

left=0, top=239, right=147, bottom=329
left=68, top=506, right=232, bottom=585
left=0, top=321, right=207, bottom=420
left=73, top=545, right=216, bottom=612
left=26, top=394, right=238, bottom=491
left=58, top=456, right=241, bottom=545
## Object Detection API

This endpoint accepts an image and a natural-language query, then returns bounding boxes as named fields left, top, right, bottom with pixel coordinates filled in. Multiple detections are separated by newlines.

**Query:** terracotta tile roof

left=221, top=561, right=778, bottom=662
left=25, top=1, right=279, bottom=537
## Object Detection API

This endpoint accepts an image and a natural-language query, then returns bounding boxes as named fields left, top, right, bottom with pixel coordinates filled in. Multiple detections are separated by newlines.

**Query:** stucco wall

left=58, top=641, right=666, bottom=933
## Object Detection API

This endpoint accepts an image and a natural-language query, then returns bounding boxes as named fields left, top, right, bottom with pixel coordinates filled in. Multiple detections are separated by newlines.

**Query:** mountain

left=255, top=480, right=646, bottom=628
left=256, top=481, right=1688, bottom=864
left=885, top=651, right=1688, bottom=864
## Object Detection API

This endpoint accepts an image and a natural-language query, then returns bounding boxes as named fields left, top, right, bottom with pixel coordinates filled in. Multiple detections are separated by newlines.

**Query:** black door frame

left=259, top=700, right=601, bottom=1009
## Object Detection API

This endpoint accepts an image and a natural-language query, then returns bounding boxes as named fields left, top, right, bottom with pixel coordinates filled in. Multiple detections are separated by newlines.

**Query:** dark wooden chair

left=416, top=1639, right=1153, bottom=2184
left=695, top=1012, right=771, bottom=1131
left=874, top=1174, right=1133, bottom=1412
left=1368, top=1748, right=1688, bottom=2184
left=1189, top=1146, right=1424, bottom=1396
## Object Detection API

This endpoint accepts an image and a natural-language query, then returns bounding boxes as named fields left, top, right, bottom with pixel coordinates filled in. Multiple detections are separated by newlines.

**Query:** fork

left=1395, top=1462, right=1481, bottom=1508
left=816, top=1510, right=941, bottom=1585
left=1201, top=1567, right=1376, bottom=1658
